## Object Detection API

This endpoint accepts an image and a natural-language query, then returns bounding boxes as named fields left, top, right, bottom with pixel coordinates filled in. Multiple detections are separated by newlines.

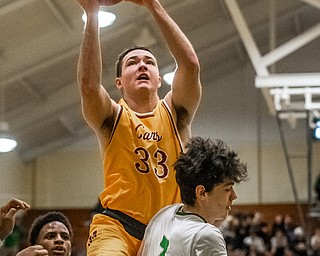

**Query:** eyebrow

left=125, top=55, right=155, bottom=62
left=224, top=181, right=235, bottom=187
left=44, top=231, right=70, bottom=237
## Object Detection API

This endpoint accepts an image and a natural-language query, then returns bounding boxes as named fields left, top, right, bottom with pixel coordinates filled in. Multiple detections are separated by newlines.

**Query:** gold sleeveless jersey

left=99, top=98, right=183, bottom=224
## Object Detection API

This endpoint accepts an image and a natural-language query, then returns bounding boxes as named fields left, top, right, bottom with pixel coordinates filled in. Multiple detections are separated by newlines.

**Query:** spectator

left=291, top=226, right=307, bottom=256
left=271, top=214, right=284, bottom=237
left=16, top=211, right=72, bottom=256
left=243, top=227, right=267, bottom=256
left=220, top=215, right=237, bottom=251
left=311, top=225, right=320, bottom=256
left=283, top=214, right=296, bottom=248
left=270, top=228, right=288, bottom=256
left=257, top=222, right=271, bottom=252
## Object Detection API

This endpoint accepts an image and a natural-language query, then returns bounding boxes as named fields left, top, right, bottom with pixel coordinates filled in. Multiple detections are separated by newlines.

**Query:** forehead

left=38, top=221, right=69, bottom=237
left=123, top=49, right=156, bottom=62
left=221, top=178, right=235, bottom=187
left=214, top=179, right=235, bottom=190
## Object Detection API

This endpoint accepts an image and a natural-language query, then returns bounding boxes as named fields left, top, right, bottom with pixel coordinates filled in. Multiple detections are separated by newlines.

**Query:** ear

left=195, top=185, right=207, bottom=200
left=115, top=77, right=123, bottom=90
left=158, top=76, right=162, bottom=88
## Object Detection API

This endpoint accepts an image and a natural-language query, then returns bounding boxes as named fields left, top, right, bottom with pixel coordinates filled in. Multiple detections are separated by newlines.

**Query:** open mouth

left=137, top=74, right=149, bottom=80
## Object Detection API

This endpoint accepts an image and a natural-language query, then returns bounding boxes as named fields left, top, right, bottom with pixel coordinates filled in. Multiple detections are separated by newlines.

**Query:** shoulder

left=153, top=203, right=182, bottom=219
left=147, top=204, right=182, bottom=229
left=195, top=225, right=226, bottom=248
left=193, top=225, right=227, bottom=255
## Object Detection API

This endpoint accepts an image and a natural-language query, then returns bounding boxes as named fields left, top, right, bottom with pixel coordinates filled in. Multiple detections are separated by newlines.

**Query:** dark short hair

left=175, top=137, right=248, bottom=206
left=28, top=211, right=73, bottom=245
left=115, top=45, right=154, bottom=77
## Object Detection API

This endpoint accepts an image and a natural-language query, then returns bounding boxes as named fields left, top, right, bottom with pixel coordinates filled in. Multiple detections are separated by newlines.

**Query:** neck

left=124, top=96, right=159, bottom=113
left=182, top=205, right=207, bottom=220
left=182, top=204, right=219, bottom=224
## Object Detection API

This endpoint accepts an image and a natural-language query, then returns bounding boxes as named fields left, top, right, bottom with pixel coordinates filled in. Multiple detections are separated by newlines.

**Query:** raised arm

left=129, top=0, right=202, bottom=138
left=0, top=198, right=30, bottom=241
left=76, top=0, right=118, bottom=146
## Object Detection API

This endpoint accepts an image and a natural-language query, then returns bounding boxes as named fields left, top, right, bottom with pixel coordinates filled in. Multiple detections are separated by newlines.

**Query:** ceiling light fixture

left=0, top=85, right=17, bottom=153
left=163, top=71, right=175, bottom=86
left=0, top=121, right=17, bottom=153
left=82, top=10, right=116, bottom=28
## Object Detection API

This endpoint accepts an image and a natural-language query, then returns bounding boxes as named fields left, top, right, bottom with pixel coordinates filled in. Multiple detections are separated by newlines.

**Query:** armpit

left=174, top=104, right=189, bottom=132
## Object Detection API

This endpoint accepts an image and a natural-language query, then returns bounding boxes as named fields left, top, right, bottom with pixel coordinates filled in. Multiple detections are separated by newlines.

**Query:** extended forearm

left=77, top=12, right=102, bottom=91
left=146, top=1, right=199, bottom=68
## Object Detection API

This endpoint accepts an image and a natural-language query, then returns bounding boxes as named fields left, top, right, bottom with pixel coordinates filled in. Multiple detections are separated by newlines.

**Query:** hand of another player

left=16, top=245, right=49, bottom=256
left=0, top=198, right=30, bottom=240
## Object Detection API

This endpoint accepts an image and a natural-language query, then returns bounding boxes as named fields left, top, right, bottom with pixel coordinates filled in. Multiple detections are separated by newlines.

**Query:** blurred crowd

left=218, top=211, right=320, bottom=256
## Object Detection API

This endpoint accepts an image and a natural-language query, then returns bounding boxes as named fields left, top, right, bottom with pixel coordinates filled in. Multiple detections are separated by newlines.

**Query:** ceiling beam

left=224, top=0, right=275, bottom=114
left=0, top=0, right=38, bottom=17
left=44, top=0, right=73, bottom=32
left=256, top=73, right=320, bottom=87
left=302, top=0, right=320, bottom=9
left=2, top=23, right=136, bottom=87
left=224, top=0, right=320, bottom=117
left=260, top=22, right=320, bottom=67
left=59, top=116, right=78, bottom=135
left=19, top=126, right=94, bottom=162
left=224, top=0, right=267, bottom=74
left=20, top=79, right=46, bottom=102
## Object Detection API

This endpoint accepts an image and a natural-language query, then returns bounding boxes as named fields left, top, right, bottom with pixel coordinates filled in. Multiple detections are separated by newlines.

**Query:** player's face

left=36, top=221, right=72, bottom=256
left=115, top=49, right=162, bottom=94
left=204, top=179, right=237, bottom=224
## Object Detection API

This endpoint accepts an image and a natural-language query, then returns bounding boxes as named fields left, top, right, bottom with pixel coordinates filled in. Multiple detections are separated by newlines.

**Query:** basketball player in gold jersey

left=76, top=0, right=202, bottom=255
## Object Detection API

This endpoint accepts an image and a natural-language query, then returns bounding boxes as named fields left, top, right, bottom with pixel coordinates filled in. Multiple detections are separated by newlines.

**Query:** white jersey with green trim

left=139, top=203, right=227, bottom=256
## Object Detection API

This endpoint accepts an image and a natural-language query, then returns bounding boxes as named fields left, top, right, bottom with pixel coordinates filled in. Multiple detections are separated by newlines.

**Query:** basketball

left=99, top=0, right=123, bottom=6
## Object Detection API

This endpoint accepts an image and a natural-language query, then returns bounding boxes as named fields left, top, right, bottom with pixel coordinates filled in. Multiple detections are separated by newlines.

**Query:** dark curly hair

left=115, top=45, right=154, bottom=77
left=175, top=137, right=248, bottom=206
left=28, top=211, right=73, bottom=245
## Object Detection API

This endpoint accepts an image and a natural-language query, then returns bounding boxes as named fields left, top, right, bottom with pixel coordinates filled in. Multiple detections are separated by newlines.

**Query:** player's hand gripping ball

left=99, top=0, right=123, bottom=6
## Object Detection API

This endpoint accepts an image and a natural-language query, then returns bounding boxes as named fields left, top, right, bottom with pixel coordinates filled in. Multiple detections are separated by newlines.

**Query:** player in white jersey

left=138, top=137, right=248, bottom=256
